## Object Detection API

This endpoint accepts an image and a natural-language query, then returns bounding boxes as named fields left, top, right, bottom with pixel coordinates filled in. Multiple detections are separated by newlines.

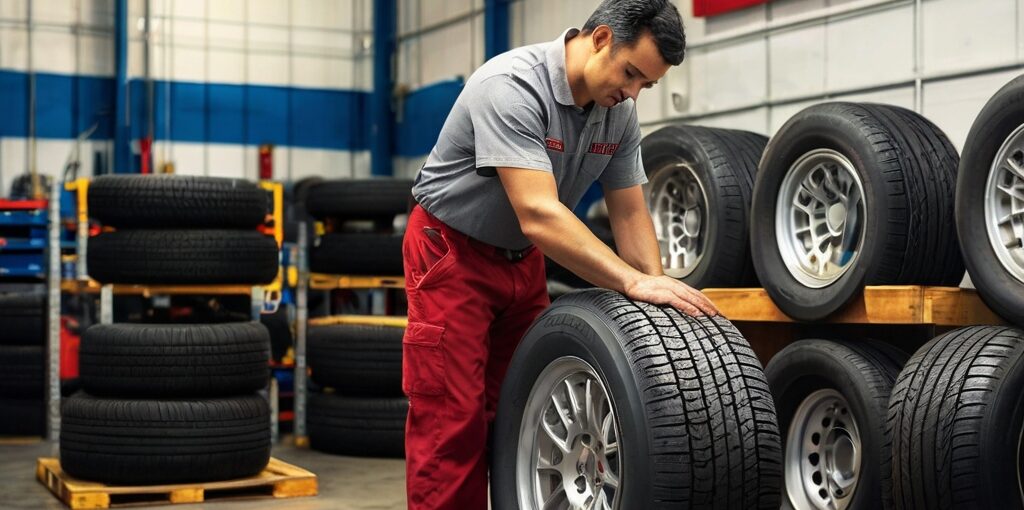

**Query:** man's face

left=583, top=27, right=671, bottom=108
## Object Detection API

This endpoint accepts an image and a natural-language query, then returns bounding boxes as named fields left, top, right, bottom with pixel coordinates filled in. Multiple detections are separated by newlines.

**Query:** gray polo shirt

left=412, top=28, right=647, bottom=251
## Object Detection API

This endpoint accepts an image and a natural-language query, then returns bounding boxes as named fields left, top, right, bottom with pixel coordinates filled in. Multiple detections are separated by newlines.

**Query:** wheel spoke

left=541, top=488, right=568, bottom=510
left=542, top=416, right=570, bottom=453
left=1006, top=157, right=1024, bottom=181
left=1000, top=182, right=1024, bottom=203
left=551, top=394, right=572, bottom=432
left=564, top=379, right=583, bottom=429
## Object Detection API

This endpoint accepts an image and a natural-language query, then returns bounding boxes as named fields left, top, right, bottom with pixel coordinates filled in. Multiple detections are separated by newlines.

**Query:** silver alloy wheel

left=986, top=123, right=1024, bottom=284
left=648, top=164, right=708, bottom=279
left=517, top=356, right=622, bottom=510
left=785, top=389, right=862, bottom=510
left=776, top=149, right=867, bottom=288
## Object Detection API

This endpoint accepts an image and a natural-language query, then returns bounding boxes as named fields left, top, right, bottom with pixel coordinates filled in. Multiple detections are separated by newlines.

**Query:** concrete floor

left=0, top=440, right=407, bottom=510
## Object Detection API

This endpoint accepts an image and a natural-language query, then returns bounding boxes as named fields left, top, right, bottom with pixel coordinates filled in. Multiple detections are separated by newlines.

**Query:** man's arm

left=497, top=167, right=718, bottom=316
left=603, top=184, right=663, bottom=276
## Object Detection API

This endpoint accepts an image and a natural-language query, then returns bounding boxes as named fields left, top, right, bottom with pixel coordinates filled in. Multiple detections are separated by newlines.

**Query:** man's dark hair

left=581, top=0, right=686, bottom=65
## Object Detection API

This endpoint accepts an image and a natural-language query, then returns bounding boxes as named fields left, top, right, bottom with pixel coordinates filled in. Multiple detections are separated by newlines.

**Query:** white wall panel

left=208, top=49, right=245, bottom=83
left=826, top=5, right=913, bottom=91
left=80, top=33, right=115, bottom=76
left=164, top=142, right=207, bottom=176
left=833, top=85, right=915, bottom=109
left=246, top=52, right=289, bottom=86
left=394, top=155, right=428, bottom=180
left=208, top=0, right=245, bottom=23
left=247, top=25, right=288, bottom=53
left=247, top=0, right=289, bottom=27
left=418, top=20, right=474, bottom=86
left=419, top=0, right=474, bottom=31
left=171, top=0, right=205, bottom=19
left=30, top=30, right=77, bottom=74
left=33, top=0, right=77, bottom=25
left=207, top=144, right=246, bottom=178
left=293, top=55, right=354, bottom=89
left=0, top=27, right=29, bottom=71
left=769, top=25, right=825, bottom=100
left=705, top=4, right=767, bottom=34
left=923, top=69, right=1023, bottom=150
left=208, top=21, right=245, bottom=51
left=692, top=107, right=769, bottom=134
left=770, top=0, right=826, bottom=20
left=172, top=46, right=207, bottom=82
left=688, top=38, right=767, bottom=113
left=352, top=150, right=371, bottom=178
left=769, top=100, right=820, bottom=134
left=291, top=147, right=353, bottom=180
left=0, top=0, right=27, bottom=21
left=922, top=0, right=1015, bottom=75
left=292, top=0, right=352, bottom=31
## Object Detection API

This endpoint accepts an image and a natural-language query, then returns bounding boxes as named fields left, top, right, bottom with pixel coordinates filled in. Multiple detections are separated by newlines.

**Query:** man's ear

left=591, top=25, right=613, bottom=53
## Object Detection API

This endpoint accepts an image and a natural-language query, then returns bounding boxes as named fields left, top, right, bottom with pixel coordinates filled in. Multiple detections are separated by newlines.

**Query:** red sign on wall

left=693, top=0, right=768, bottom=17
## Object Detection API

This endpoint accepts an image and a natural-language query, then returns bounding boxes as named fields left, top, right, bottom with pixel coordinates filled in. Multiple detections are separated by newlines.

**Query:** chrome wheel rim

left=517, top=356, right=622, bottom=510
left=648, top=164, right=708, bottom=279
left=776, top=149, right=867, bottom=288
left=785, top=389, right=862, bottom=510
left=986, top=123, right=1024, bottom=284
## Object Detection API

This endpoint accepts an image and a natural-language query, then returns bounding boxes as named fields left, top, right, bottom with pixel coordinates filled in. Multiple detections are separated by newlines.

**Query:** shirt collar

left=545, top=28, right=580, bottom=108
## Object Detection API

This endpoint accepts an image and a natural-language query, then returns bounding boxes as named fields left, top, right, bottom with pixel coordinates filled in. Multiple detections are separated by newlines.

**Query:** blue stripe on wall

left=0, top=70, right=460, bottom=163
left=395, top=78, right=463, bottom=157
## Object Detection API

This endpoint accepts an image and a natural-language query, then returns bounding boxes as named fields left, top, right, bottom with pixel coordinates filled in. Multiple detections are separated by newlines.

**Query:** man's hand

left=624, top=274, right=719, bottom=317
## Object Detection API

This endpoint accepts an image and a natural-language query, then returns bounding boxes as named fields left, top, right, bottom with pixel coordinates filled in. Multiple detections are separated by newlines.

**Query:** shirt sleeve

left=598, top=103, right=648, bottom=189
left=469, top=75, right=553, bottom=172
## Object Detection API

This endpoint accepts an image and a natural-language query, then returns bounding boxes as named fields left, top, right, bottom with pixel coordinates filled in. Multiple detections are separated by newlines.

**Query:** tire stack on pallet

left=59, top=175, right=279, bottom=485
left=0, top=293, right=46, bottom=436
left=303, top=178, right=412, bottom=458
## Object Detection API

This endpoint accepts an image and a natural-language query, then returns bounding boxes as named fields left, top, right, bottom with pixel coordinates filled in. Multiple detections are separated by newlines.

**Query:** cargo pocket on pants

left=402, top=322, right=446, bottom=397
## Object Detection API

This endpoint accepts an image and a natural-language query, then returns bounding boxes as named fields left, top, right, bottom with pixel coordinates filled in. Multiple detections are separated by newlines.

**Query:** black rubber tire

left=765, top=339, right=908, bottom=510
left=0, top=345, right=43, bottom=398
left=956, top=75, right=1024, bottom=327
left=60, top=393, right=271, bottom=485
left=283, top=176, right=324, bottom=244
left=492, top=289, right=782, bottom=509
left=308, top=324, right=403, bottom=397
left=88, top=175, right=268, bottom=229
left=0, top=397, right=44, bottom=436
left=88, top=230, right=279, bottom=284
left=307, top=179, right=413, bottom=220
left=310, top=232, right=403, bottom=276
left=0, top=293, right=45, bottom=345
left=884, top=326, right=1024, bottom=510
left=642, top=125, right=766, bottom=288
left=751, top=102, right=963, bottom=321
left=307, top=393, right=407, bottom=458
left=79, top=322, right=270, bottom=398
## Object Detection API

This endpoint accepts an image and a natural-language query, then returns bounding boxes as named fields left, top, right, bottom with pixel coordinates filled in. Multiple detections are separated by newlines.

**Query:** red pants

left=402, top=205, right=549, bottom=509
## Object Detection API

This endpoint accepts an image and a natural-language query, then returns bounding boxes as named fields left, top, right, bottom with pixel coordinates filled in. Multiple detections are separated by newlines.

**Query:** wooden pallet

left=36, top=457, right=317, bottom=509
left=309, top=273, right=405, bottom=290
left=704, top=285, right=1006, bottom=326
left=307, top=314, right=408, bottom=328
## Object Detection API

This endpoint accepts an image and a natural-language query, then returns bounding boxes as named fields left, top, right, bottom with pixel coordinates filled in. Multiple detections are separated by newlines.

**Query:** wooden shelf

left=61, top=279, right=258, bottom=297
left=308, top=315, right=408, bottom=328
left=309, top=274, right=405, bottom=290
left=703, top=285, right=1006, bottom=326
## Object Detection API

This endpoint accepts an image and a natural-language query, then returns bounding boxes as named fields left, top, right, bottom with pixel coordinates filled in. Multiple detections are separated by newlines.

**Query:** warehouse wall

left=0, top=0, right=375, bottom=195
left=392, top=0, right=484, bottom=178
left=510, top=0, right=1024, bottom=152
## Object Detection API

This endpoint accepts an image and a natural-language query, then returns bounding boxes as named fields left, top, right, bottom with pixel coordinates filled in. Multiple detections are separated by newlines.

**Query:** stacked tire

left=751, top=102, right=963, bottom=321
left=307, top=324, right=406, bottom=458
left=306, top=179, right=413, bottom=276
left=61, top=175, right=277, bottom=485
left=0, top=293, right=46, bottom=436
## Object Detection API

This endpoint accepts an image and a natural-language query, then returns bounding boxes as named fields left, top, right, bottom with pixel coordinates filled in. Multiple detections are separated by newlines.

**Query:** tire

left=283, top=176, right=323, bottom=244
left=0, top=397, right=44, bottom=436
left=79, top=322, right=270, bottom=398
left=88, top=175, right=268, bottom=229
left=308, top=324, right=403, bottom=397
left=765, top=339, right=908, bottom=510
left=751, top=102, right=963, bottom=321
left=88, top=230, right=279, bottom=284
left=310, top=232, right=403, bottom=276
left=642, top=125, right=766, bottom=288
left=307, top=393, right=407, bottom=458
left=885, top=326, right=1024, bottom=510
left=0, top=345, right=43, bottom=398
left=307, top=179, right=413, bottom=220
left=0, top=293, right=45, bottom=345
left=60, top=393, right=271, bottom=485
left=491, top=289, right=782, bottom=509
left=956, top=75, right=1024, bottom=327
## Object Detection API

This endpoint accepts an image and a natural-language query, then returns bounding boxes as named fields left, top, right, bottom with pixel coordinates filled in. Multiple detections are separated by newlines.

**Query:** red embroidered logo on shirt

left=545, top=138, right=564, bottom=152
left=589, top=143, right=620, bottom=156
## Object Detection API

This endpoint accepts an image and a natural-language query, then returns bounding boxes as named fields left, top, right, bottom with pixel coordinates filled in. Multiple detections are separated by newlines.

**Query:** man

left=402, top=1, right=719, bottom=508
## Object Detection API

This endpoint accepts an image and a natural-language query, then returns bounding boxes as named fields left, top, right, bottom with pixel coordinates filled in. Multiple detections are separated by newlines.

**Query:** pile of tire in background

left=636, top=75, right=1024, bottom=509
left=0, top=293, right=46, bottom=435
left=301, top=178, right=412, bottom=458
left=60, top=175, right=279, bottom=484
